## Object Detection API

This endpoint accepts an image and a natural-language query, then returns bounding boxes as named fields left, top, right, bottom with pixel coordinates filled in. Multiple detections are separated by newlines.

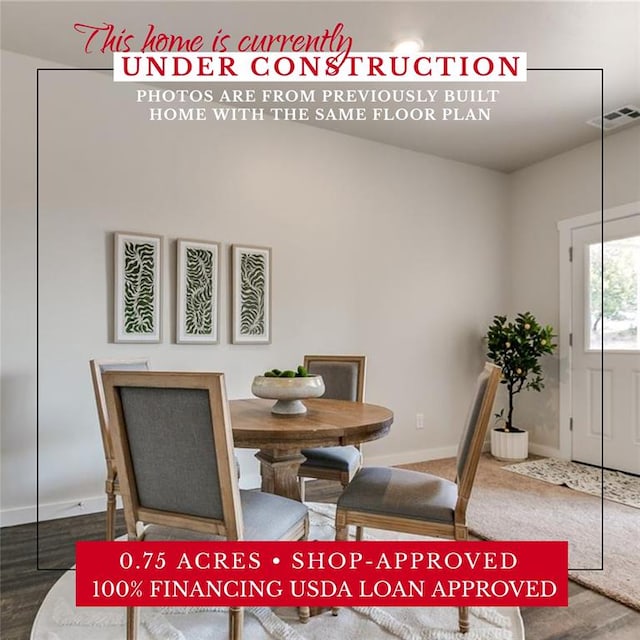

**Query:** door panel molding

left=557, top=201, right=640, bottom=461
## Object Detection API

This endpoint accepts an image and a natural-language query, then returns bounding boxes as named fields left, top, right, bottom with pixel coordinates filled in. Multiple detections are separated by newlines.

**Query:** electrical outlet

left=416, top=413, right=424, bottom=429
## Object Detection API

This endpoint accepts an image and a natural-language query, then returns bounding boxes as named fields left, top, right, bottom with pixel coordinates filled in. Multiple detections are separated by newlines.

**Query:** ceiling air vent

left=587, top=105, right=640, bottom=130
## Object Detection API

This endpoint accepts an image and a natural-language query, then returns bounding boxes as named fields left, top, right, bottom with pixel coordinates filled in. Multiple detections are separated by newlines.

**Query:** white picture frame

left=176, top=239, right=220, bottom=344
left=231, top=244, right=271, bottom=344
left=114, top=232, right=162, bottom=343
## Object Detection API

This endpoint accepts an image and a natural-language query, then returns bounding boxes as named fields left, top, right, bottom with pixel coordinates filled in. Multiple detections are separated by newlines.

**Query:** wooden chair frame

left=103, top=371, right=309, bottom=640
left=333, top=362, right=501, bottom=633
left=298, top=355, right=366, bottom=499
left=89, top=357, right=150, bottom=540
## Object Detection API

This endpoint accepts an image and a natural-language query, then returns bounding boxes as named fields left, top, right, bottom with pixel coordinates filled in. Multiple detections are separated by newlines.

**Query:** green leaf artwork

left=185, top=247, right=214, bottom=335
left=123, top=241, right=156, bottom=335
left=239, top=252, right=266, bottom=336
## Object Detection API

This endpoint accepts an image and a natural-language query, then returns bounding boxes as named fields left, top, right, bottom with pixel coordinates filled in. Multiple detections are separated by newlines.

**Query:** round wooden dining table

left=228, top=398, right=393, bottom=501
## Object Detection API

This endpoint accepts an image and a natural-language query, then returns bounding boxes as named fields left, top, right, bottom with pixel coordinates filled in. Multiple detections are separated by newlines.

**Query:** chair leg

left=332, top=509, right=350, bottom=616
left=298, top=606, right=310, bottom=623
left=355, top=526, right=364, bottom=541
left=335, top=510, right=349, bottom=542
left=454, top=523, right=470, bottom=632
left=299, top=477, right=306, bottom=503
left=458, top=606, right=469, bottom=633
left=126, top=606, right=139, bottom=640
left=106, top=491, right=116, bottom=541
left=229, top=606, right=243, bottom=640
left=297, top=515, right=311, bottom=621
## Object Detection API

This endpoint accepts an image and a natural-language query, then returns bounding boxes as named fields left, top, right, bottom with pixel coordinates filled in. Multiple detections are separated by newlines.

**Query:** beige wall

left=1, top=51, right=510, bottom=524
left=4, top=46, right=638, bottom=525
left=508, top=127, right=640, bottom=451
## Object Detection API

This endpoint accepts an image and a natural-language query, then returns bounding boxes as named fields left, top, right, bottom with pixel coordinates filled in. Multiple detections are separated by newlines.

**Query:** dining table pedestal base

left=230, top=397, right=393, bottom=504
left=255, top=449, right=307, bottom=501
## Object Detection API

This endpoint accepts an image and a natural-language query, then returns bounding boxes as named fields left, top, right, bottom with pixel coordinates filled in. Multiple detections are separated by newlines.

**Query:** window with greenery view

left=589, top=235, right=640, bottom=350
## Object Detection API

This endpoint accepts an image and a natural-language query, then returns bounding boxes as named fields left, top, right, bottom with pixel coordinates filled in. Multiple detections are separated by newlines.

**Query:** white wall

left=1, top=51, right=510, bottom=525
left=508, top=127, right=640, bottom=452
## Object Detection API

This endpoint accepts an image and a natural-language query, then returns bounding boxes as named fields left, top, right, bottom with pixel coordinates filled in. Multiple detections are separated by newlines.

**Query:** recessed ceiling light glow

left=393, top=38, right=424, bottom=54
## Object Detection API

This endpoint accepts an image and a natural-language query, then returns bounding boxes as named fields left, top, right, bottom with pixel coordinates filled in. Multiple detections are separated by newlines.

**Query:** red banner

left=76, top=540, right=567, bottom=607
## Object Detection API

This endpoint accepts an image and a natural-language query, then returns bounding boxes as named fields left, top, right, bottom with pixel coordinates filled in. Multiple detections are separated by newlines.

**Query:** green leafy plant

left=263, top=365, right=311, bottom=378
left=486, top=312, right=557, bottom=432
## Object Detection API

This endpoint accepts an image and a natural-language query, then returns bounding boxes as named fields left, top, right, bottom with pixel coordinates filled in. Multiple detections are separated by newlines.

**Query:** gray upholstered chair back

left=455, top=363, right=501, bottom=498
left=308, top=362, right=358, bottom=401
left=118, top=386, right=224, bottom=519
left=102, top=371, right=241, bottom=538
left=304, top=356, right=366, bottom=402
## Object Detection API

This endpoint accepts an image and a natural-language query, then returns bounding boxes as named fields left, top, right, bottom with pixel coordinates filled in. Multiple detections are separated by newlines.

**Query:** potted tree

left=486, top=312, right=557, bottom=460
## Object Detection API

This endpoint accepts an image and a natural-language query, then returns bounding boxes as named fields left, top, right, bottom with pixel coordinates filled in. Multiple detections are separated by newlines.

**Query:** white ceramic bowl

left=251, top=375, right=325, bottom=415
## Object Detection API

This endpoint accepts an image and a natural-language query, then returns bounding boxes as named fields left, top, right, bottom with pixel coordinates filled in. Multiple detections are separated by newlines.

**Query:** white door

left=571, top=213, right=640, bottom=474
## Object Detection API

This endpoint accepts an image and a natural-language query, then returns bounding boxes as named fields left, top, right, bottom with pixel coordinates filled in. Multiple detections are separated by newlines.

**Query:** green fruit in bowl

left=263, top=366, right=313, bottom=378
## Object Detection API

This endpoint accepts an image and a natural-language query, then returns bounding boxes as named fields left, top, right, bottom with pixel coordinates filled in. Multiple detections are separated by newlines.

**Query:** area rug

left=502, top=458, right=640, bottom=509
left=31, top=504, right=524, bottom=640
left=400, top=455, right=640, bottom=612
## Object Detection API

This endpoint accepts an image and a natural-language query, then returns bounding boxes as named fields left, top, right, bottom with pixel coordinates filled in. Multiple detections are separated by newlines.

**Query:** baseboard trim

left=0, top=475, right=265, bottom=527
left=364, top=445, right=459, bottom=467
left=1, top=495, right=110, bottom=528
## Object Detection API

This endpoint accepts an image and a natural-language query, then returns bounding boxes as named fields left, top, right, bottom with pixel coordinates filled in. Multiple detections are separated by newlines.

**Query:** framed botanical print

left=176, top=239, right=220, bottom=344
left=114, top=232, right=162, bottom=343
left=231, top=244, right=271, bottom=344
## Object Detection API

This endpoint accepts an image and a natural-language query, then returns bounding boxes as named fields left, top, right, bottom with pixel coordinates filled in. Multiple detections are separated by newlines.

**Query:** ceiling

left=2, top=1, right=639, bottom=172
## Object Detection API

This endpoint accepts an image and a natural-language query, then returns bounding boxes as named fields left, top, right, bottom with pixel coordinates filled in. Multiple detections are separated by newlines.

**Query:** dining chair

left=90, top=359, right=243, bottom=540
left=298, top=355, right=366, bottom=502
left=89, top=357, right=150, bottom=541
left=102, top=370, right=310, bottom=640
left=332, top=362, right=501, bottom=634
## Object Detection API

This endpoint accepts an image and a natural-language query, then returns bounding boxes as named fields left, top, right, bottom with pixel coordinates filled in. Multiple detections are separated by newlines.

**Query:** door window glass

left=588, top=235, right=640, bottom=350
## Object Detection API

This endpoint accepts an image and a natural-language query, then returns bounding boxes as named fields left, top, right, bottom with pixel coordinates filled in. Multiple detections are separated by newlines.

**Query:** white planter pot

left=490, top=428, right=529, bottom=461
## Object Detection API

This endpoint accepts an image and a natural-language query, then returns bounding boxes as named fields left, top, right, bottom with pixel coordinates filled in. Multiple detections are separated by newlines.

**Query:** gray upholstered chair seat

left=337, top=467, right=458, bottom=524
left=300, top=446, right=361, bottom=472
left=240, top=491, right=308, bottom=540
left=142, top=490, right=308, bottom=541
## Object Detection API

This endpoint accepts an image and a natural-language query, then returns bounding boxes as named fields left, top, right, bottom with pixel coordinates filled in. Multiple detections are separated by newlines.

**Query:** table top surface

left=228, top=397, right=393, bottom=450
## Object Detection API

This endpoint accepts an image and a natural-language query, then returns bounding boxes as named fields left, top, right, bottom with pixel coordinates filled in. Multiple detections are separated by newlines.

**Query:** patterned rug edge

left=501, top=457, right=640, bottom=510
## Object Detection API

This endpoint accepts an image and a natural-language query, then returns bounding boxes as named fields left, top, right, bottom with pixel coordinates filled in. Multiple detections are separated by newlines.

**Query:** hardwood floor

left=1, top=481, right=639, bottom=639
left=1, top=507, right=119, bottom=640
